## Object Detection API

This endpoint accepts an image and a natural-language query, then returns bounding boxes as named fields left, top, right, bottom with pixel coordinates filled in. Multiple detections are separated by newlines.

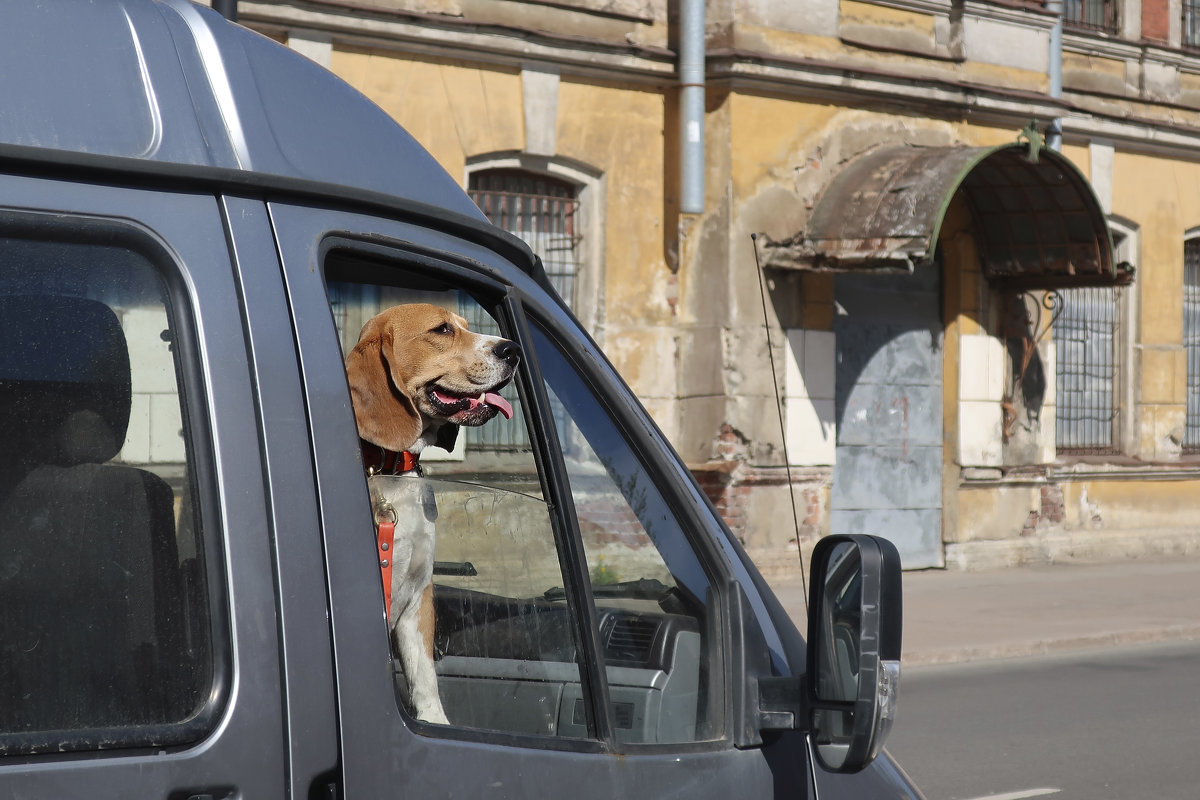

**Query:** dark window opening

left=1064, top=0, right=1119, bottom=33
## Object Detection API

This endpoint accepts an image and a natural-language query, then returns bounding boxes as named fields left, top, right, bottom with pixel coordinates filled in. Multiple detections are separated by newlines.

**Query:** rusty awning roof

left=762, top=140, right=1133, bottom=290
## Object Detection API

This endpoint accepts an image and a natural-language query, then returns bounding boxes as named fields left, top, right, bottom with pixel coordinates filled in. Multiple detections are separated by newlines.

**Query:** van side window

left=0, top=235, right=215, bottom=755
left=327, top=256, right=719, bottom=746
left=529, top=321, right=719, bottom=744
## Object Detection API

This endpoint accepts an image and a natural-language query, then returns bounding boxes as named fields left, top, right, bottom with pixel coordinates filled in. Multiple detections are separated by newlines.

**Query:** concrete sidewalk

left=764, top=556, right=1200, bottom=667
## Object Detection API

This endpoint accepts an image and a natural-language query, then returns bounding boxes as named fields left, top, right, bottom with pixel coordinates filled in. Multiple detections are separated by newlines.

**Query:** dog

left=345, top=302, right=520, bottom=723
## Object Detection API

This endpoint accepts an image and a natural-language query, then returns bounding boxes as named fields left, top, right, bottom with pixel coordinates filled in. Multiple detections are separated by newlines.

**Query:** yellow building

left=236, top=0, right=1200, bottom=570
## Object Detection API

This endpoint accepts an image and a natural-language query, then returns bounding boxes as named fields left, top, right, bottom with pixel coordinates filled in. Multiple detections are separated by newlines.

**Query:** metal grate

left=1184, top=241, right=1200, bottom=451
left=1186, top=0, right=1200, bottom=48
left=469, top=170, right=581, bottom=308
left=1064, top=0, right=1118, bottom=33
left=1054, top=285, right=1120, bottom=453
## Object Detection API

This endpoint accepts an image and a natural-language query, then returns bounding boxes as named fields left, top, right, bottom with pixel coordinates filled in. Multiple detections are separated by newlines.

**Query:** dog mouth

left=427, top=385, right=514, bottom=422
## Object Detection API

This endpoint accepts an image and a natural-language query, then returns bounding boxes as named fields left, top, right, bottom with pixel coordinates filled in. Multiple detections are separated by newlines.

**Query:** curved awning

left=762, top=140, right=1133, bottom=290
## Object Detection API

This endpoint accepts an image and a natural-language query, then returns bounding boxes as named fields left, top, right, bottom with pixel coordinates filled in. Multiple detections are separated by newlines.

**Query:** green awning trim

left=762, top=140, right=1133, bottom=290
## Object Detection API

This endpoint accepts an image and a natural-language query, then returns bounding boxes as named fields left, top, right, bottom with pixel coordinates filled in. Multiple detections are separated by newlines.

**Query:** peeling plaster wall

left=253, top=0, right=1200, bottom=568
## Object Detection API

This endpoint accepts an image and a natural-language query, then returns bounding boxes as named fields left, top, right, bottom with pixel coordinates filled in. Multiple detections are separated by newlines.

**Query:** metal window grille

left=1184, top=240, right=1200, bottom=451
left=468, top=170, right=581, bottom=308
left=1186, top=0, right=1200, bottom=48
left=1064, top=0, right=1118, bottom=33
left=1054, top=286, right=1120, bottom=453
left=467, top=170, right=581, bottom=453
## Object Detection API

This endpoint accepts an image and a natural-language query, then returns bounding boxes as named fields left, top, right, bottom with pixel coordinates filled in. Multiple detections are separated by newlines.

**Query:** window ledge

left=962, top=459, right=1200, bottom=484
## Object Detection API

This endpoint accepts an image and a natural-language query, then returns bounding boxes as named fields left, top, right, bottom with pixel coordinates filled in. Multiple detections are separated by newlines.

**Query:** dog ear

left=345, top=317, right=422, bottom=451
left=434, top=422, right=459, bottom=454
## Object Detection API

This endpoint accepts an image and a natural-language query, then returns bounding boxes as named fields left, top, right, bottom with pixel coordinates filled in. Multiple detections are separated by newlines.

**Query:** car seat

left=0, top=295, right=191, bottom=741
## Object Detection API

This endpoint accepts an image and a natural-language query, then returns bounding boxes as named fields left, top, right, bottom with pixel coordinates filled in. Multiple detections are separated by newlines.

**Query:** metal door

left=832, top=264, right=944, bottom=569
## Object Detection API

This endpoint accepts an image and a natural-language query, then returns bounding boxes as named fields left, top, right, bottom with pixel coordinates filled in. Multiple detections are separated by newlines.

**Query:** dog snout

left=493, top=339, right=522, bottom=367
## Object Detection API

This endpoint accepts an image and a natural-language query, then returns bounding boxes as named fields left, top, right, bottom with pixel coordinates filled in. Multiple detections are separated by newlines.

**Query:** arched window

left=468, top=169, right=581, bottom=309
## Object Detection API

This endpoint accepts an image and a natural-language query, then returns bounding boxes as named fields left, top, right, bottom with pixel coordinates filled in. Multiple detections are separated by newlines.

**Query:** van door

left=269, top=202, right=802, bottom=799
left=0, top=177, right=293, bottom=797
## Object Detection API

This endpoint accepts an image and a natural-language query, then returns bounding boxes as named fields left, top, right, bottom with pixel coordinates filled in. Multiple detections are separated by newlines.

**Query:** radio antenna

left=750, top=233, right=808, bottom=612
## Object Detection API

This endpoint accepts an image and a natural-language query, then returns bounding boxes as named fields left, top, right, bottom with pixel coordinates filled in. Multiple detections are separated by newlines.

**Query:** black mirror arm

left=756, top=673, right=810, bottom=733
left=728, top=579, right=813, bottom=748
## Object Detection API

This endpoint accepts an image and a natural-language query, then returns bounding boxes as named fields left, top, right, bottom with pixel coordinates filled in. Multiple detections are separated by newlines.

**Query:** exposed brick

left=1143, top=0, right=1169, bottom=42
left=1040, top=483, right=1065, bottom=525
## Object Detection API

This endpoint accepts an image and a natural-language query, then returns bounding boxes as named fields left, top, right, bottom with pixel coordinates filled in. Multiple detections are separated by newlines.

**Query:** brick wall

left=1143, top=0, right=1170, bottom=43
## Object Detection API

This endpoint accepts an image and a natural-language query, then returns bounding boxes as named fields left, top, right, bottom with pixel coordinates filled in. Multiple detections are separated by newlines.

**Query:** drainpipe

left=213, top=0, right=238, bottom=22
left=1045, top=0, right=1063, bottom=151
left=679, top=0, right=705, bottom=213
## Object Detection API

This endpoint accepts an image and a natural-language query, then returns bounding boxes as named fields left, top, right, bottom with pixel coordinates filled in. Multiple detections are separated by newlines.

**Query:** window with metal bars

left=1186, top=0, right=1200, bottom=48
left=1064, top=0, right=1118, bottom=33
left=468, top=170, right=581, bottom=309
left=1053, top=285, right=1121, bottom=454
left=465, top=169, right=583, bottom=452
left=1184, top=239, right=1200, bottom=451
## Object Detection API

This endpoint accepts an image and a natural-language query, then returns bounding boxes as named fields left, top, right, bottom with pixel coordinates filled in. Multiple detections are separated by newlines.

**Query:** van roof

left=0, top=0, right=536, bottom=266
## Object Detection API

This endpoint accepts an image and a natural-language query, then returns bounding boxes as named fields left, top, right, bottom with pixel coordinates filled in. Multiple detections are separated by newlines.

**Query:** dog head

left=346, top=303, right=521, bottom=453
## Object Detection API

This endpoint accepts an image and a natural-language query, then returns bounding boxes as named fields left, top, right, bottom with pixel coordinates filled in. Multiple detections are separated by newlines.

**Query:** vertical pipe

left=1046, top=0, right=1063, bottom=151
left=213, top=0, right=238, bottom=22
left=679, top=0, right=705, bottom=214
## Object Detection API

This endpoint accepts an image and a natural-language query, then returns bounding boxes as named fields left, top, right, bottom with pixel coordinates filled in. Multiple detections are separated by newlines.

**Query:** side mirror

left=806, top=534, right=903, bottom=773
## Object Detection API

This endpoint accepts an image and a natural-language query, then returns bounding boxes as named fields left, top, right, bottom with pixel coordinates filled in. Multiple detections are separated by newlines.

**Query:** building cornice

left=241, top=3, right=1200, bottom=159
left=239, top=0, right=677, bottom=83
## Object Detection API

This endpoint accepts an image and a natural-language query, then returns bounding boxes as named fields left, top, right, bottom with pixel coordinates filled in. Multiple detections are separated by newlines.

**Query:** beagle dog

left=345, top=302, right=520, bottom=723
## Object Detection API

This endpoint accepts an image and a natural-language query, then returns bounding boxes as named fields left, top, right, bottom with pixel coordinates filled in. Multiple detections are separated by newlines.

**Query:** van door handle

left=168, top=788, right=237, bottom=800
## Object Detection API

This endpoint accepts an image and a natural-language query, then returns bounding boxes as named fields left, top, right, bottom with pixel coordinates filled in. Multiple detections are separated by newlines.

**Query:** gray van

left=0, top=2, right=917, bottom=797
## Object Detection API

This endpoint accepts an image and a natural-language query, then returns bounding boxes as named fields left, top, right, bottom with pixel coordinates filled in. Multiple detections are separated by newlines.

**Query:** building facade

left=231, top=0, right=1200, bottom=570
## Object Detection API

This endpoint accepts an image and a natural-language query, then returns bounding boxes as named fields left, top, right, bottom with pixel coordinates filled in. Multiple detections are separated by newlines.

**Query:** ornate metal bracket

left=1001, top=290, right=1063, bottom=441
left=1017, top=120, right=1045, bottom=164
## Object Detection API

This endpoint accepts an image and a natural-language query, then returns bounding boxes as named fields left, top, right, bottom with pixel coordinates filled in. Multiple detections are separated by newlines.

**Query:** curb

left=904, top=624, right=1200, bottom=667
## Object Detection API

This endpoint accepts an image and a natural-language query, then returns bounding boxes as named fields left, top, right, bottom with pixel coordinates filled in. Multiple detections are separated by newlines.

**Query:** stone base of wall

left=690, top=462, right=830, bottom=553
left=944, top=527, right=1200, bottom=571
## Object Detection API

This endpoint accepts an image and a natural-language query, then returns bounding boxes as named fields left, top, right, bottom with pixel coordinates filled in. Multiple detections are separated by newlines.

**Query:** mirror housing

left=805, top=534, right=903, bottom=773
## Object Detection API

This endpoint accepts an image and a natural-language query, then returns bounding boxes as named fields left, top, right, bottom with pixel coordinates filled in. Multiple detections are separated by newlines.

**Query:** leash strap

left=377, top=519, right=395, bottom=618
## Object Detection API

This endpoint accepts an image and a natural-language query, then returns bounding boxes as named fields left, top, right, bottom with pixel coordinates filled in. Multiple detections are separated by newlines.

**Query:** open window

left=324, top=249, right=720, bottom=747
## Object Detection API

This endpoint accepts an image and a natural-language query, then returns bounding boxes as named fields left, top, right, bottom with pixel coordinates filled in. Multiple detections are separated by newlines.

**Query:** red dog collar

left=361, top=441, right=420, bottom=475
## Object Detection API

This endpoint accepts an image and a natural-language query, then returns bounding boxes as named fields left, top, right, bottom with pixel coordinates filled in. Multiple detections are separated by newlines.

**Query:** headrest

left=0, top=295, right=132, bottom=465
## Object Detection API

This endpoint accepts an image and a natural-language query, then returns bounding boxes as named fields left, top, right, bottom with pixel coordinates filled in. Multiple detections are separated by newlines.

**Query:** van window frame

left=317, top=236, right=737, bottom=754
left=321, top=239, right=612, bottom=750
left=0, top=210, right=231, bottom=756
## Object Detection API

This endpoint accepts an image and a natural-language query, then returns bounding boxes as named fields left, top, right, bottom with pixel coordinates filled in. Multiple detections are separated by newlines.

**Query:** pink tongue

left=483, top=392, right=513, bottom=419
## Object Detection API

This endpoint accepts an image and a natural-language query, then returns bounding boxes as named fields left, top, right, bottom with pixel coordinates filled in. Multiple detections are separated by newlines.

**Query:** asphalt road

left=883, top=639, right=1200, bottom=800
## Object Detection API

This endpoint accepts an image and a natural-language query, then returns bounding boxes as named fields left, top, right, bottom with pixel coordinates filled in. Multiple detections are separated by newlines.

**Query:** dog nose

left=494, top=339, right=522, bottom=366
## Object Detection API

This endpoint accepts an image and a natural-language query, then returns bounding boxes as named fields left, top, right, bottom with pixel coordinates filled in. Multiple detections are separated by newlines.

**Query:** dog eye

left=429, top=323, right=454, bottom=335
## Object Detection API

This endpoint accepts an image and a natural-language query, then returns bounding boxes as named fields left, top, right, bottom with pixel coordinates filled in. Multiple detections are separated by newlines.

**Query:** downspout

left=679, top=0, right=705, bottom=213
left=213, top=0, right=238, bottom=22
left=1045, top=0, right=1063, bottom=151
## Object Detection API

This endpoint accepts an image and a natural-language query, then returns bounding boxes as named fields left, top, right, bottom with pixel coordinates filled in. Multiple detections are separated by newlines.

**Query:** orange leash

left=377, top=519, right=395, bottom=618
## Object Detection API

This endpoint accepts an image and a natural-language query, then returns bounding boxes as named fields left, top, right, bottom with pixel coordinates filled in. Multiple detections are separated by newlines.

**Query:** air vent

left=604, top=615, right=660, bottom=666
